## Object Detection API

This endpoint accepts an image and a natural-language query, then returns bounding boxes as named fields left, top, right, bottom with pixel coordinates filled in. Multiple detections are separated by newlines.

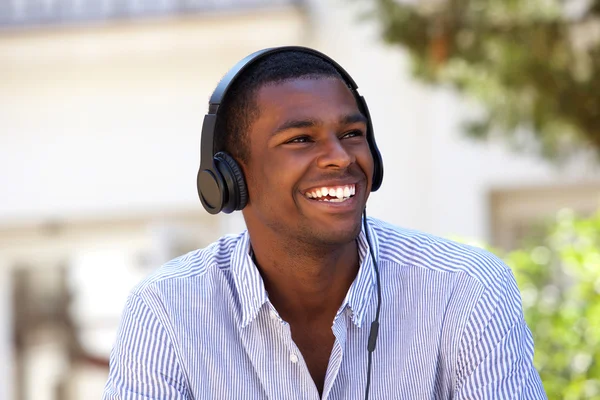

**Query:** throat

left=248, top=234, right=360, bottom=318
left=253, top=248, right=360, bottom=319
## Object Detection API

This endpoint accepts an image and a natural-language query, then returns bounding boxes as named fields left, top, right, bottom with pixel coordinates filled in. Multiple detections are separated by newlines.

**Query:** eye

left=286, top=135, right=312, bottom=144
left=341, top=130, right=364, bottom=139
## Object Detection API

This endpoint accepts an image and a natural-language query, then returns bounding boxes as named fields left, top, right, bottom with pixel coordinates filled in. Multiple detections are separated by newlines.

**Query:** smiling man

left=102, top=47, right=547, bottom=399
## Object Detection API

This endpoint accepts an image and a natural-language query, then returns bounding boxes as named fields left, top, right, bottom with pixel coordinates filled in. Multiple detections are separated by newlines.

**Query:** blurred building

left=1, top=0, right=600, bottom=399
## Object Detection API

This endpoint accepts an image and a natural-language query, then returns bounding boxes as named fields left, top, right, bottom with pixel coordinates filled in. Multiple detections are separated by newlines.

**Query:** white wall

left=0, top=9, right=307, bottom=227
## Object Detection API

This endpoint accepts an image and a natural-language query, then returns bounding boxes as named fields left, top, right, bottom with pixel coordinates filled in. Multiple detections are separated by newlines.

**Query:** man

left=103, top=47, right=547, bottom=399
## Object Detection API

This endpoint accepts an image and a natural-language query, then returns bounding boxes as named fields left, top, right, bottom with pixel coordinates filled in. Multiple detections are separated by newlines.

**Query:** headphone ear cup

left=197, top=165, right=226, bottom=215
left=369, top=133, right=384, bottom=192
left=214, top=152, right=248, bottom=213
left=356, top=95, right=383, bottom=192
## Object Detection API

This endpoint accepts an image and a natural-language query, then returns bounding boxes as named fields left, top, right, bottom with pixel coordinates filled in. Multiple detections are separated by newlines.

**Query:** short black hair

left=214, top=50, right=346, bottom=164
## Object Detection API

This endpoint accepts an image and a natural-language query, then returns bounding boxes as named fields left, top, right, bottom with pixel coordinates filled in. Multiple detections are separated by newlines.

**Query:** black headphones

left=197, top=46, right=384, bottom=214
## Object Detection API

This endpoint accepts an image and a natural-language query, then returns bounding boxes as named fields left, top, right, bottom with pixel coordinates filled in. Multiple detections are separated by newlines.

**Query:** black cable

left=363, top=210, right=381, bottom=400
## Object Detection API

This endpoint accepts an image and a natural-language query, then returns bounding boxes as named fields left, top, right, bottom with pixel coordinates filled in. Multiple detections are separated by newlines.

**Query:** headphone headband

left=208, top=46, right=360, bottom=109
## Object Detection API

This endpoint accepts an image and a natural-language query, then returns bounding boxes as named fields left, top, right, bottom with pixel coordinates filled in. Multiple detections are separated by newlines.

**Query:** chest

left=180, top=316, right=455, bottom=400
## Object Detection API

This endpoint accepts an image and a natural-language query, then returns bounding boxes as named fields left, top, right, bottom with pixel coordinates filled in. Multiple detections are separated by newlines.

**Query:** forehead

left=253, top=77, right=359, bottom=122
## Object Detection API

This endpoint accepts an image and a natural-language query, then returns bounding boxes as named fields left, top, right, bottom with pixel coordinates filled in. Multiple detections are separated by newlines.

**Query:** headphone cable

left=363, top=210, right=381, bottom=400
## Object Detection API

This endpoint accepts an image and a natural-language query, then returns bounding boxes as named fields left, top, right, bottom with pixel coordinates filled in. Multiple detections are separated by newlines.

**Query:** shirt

left=102, top=217, right=547, bottom=399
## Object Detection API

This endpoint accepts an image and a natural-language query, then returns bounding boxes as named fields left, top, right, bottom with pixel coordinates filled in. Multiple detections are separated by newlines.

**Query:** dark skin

left=239, top=77, right=374, bottom=395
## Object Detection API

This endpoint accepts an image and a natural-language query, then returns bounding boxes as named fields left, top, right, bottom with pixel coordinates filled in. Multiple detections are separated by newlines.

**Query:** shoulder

left=369, top=217, right=510, bottom=288
left=131, top=231, right=246, bottom=297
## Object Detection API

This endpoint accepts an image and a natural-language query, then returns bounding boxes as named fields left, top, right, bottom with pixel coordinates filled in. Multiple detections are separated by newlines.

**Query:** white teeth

left=304, top=184, right=357, bottom=201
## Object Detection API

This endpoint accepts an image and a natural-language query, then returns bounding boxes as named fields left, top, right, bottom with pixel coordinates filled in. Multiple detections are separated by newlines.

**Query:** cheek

left=358, top=147, right=375, bottom=177
left=243, top=159, right=294, bottom=205
left=239, top=162, right=262, bottom=204
left=260, top=165, right=295, bottom=199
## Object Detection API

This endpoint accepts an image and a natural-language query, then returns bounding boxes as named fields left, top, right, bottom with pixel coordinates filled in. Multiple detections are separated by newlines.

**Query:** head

left=214, top=50, right=375, bottom=247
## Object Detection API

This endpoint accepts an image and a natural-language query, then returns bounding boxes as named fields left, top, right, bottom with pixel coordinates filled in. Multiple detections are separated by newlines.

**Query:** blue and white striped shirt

left=103, top=217, right=546, bottom=399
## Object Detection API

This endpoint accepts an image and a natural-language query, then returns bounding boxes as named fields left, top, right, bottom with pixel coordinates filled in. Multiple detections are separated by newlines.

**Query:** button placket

left=274, top=318, right=321, bottom=400
left=321, top=313, right=350, bottom=400
left=264, top=304, right=320, bottom=397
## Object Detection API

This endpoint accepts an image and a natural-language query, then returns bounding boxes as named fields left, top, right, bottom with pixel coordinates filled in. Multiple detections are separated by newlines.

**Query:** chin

left=306, top=220, right=363, bottom=246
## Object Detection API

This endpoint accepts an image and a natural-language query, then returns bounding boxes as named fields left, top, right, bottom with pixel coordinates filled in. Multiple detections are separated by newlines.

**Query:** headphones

left=197, top=46, right=384, bottom=214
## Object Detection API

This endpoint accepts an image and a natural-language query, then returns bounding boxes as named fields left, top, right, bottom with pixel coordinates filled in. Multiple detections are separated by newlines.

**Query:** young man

left=103, top=48, right=547, bottom=399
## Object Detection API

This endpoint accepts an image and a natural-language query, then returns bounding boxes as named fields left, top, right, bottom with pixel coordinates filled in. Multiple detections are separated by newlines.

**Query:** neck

left=249, top=233, right=360, bottom=323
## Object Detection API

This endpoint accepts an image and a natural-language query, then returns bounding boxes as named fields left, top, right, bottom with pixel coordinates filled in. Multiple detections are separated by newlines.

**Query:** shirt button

left=269, top=310, right=278, bottom=320
left=290, top=353, right=299, bottom=363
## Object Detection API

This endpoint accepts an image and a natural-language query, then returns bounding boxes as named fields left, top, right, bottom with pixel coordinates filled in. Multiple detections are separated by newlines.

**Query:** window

left=0, top=0, right=303, bottom=28
left=489, top=183, right=600, bottom=251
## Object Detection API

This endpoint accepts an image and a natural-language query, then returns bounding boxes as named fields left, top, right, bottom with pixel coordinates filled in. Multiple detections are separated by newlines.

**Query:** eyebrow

left=341, top=113, right=368, bottom=126
left=271, top=112, right=367, bottom=137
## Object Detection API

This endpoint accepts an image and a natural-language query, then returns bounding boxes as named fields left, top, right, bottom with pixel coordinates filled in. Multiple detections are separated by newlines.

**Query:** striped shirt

left=102, top=217, right=547, bottom=399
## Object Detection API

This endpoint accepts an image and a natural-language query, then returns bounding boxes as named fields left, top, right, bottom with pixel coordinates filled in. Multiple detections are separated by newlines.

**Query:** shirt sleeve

left=102, top=292, right=191, bottom=400
left=455, top=267, right=547, bottom=399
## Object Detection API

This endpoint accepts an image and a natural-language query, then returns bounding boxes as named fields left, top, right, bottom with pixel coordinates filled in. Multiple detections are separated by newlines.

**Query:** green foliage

left=369, top=0, right=600, bottom=161
left=502, top=209, right=600, bottom=398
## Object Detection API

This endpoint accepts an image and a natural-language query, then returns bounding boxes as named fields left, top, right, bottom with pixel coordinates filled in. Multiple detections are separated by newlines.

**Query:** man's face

left=241, top=77, right=374, bottom=247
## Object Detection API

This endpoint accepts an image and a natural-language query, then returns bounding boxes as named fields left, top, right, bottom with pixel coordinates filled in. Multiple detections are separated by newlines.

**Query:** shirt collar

left=231, top=232, right=269, bottom=328
left=232, top=218, right=380, bottom=329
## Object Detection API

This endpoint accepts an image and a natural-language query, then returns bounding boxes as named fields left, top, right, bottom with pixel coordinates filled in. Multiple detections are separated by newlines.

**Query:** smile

left=303, top=184, right=356, bottom=202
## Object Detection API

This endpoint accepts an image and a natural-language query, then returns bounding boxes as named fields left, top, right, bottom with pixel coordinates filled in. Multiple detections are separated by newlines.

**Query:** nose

left=316, top=134, right=354, bottom=170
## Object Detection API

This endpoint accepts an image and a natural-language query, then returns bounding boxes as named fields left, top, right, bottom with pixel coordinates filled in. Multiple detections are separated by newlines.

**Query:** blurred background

left=1, top=0, right=599, bottom=398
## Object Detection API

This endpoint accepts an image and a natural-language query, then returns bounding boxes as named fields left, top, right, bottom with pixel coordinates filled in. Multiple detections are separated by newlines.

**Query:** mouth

left=302, top=183, right=356, bottom=203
